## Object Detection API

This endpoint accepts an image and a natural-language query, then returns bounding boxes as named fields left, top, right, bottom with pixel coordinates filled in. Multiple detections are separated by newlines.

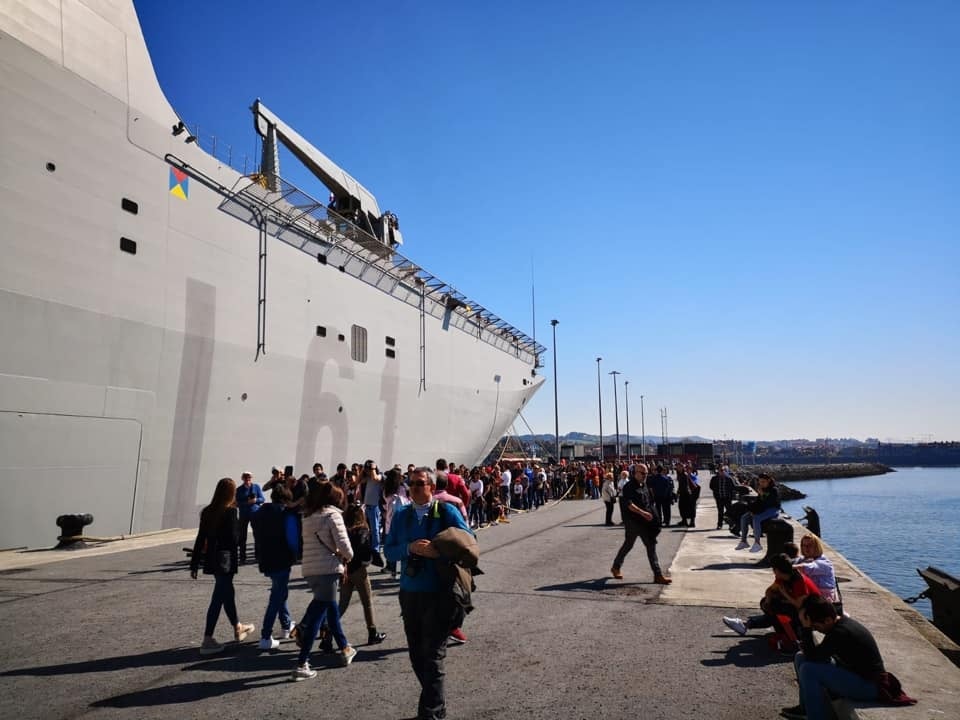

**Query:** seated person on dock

left=794, top=534, right=840, bottom=607
left=735, top=473, right=782, bottom=553
left=723, top=553, right=821, bottom=651
left=780, top=594, right=915, bottom=720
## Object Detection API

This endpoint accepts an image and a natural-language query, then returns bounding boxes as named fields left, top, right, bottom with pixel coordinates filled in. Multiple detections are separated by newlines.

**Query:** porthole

left=46, top=162, right=56, bottom=172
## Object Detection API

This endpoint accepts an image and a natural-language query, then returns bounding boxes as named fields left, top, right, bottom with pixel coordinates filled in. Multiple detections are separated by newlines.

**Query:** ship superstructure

left=0, top=0, right=544, bottom=549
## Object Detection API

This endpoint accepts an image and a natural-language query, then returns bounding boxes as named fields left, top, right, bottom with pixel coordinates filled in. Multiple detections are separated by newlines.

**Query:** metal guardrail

left=190, top=165, right=545, bottom=366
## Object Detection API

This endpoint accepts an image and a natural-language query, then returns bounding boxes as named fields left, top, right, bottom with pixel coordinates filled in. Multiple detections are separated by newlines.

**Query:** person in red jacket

left=436, top=458, right=471, bottom=508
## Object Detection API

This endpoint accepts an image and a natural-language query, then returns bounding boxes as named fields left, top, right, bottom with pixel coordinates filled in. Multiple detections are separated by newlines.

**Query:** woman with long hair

left=291, top=482, right=356, bottom=680
left=338, top=504, right=387, bottom=644
left=189, top=477, right=255, bottom=656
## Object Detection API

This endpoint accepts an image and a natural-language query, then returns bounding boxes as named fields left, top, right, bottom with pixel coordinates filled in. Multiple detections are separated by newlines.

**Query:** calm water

left=781, top=467, right=960, bottom=620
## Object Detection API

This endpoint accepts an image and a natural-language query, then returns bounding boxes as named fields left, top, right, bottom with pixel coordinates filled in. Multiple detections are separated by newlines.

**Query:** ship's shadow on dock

left=701, top=635, right=793, bottom=668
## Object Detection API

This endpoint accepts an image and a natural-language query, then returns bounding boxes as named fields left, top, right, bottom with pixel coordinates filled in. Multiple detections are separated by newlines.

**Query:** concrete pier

left=1, top=497, right=957, bottom=719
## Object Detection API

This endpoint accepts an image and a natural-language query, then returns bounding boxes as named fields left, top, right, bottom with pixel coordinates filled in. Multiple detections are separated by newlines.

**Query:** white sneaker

left=291, top=663, right=317, bottom=681
left=722, top=616, right=748, bottom=636
left=341, top=646, right=357, bottom=667
left=279, top=626, right=294, bottom=640
left=750, top=542, right=763, bottom=553
left=735, top=541, right=749, bottom=550
left=258, top=636, right=280, bottom=651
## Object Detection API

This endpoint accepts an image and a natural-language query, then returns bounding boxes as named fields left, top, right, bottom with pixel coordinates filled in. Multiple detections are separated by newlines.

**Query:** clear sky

left=136, top=1, right=958, bottom=443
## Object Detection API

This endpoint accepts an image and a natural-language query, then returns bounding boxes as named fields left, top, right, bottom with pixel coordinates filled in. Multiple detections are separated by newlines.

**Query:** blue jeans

left=261, top=569, right=292, bottom=638
left=794, top=652, right=879, bottom=720
left=740, top=507, right=779, bottom=541
left=204, top=573, right=238, bottom=637
left=365, top=504, right=382, bottom=554
left=298, top=575, right=348, bottom=664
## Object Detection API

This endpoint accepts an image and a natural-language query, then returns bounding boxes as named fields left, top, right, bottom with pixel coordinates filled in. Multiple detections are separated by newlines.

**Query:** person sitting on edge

left=794, top=534, right=840, bottom=606
left=722, top=553, right=820, bottom=651
left=735, top=472, right=781, bottom=553
left=780, top=595, right=887, bottom=720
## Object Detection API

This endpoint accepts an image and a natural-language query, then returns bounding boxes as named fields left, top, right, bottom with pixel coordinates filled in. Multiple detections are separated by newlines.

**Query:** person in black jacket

left=251, top=484, right=300, bottom=650
left=190, top=477, right=255, bottom=656
left=338, top=504, right=387, bottom=645
left=646, top=465, right=676, bottom=527
left=611, top=464, right=671, bottom=584
left=736, top=473, right=781, bottom=553
left=781, top=595, right=884, bottom=720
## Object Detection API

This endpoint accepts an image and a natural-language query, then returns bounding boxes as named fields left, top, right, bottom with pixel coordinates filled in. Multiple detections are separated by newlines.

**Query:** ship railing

left=214, top=171, right=545, bottom=366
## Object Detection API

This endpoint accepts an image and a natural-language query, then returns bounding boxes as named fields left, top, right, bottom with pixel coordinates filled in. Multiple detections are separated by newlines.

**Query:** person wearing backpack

left=384, top=467, right=472, bottom=720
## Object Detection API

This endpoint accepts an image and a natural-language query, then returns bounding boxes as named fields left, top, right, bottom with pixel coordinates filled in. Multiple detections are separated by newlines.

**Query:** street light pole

left=596, top=357, right=603, bottom=463
left=609, top=370, right=621, bottom=463
left=550, top=319, right=559, bottom=464
left=640, top=394, right=646, bottom=462
left=624, top=380, right=630, bottom=461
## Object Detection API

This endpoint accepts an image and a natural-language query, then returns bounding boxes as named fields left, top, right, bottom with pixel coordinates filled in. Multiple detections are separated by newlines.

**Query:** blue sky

left=136, top=1, right=958, bottom=442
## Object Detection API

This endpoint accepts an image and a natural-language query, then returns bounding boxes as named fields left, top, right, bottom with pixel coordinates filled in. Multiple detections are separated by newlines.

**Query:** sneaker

left=368, top=630, right=387, bottom=645
left=653, top=574, right=673, bottom=585
left=280, top=626, right=295, bottom=640
left=291, top=663, right=317, bottom=681
left=341, top=646, right=357, bottom=666
left=258, top=636, right=280, bottom=651
left=722, top=616, right=748, bottom=636
left=735, top=540, right=750, bottom=550
left=780, top=704, right=805, bottom=719
left=610, top=567, right=623, bottom=579
left=235, top=623, right=255, bottom=642
left=199, top=637, right=223, bottom=656
left=447, top=627, right=467, bottom=645
left=750, top=542, right=763, bottom=553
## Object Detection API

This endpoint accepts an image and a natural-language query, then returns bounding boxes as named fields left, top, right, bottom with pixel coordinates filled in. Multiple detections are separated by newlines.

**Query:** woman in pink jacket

left=290, top=483, right=356, bottom=680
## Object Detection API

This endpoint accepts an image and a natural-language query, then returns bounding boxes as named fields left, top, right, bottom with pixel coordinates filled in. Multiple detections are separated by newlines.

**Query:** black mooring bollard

left=56, top=514, right=94, bottom=547
left=760, top=518, right=794, bottom=565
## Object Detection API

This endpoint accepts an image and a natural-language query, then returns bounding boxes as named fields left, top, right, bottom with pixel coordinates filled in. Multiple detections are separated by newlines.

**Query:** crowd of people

left=188, top=458, right=913, bottom=720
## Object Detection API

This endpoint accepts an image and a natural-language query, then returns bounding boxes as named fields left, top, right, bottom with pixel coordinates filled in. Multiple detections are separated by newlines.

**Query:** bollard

left=55, top=514, right=94, bottom=547
left=760, top=518, right=794, bottom=565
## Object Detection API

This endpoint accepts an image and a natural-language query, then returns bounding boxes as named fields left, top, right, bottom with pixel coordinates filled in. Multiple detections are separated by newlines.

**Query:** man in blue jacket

left=385, top=467, right=472, bottom=720
left=236, top=471, right=265, bottom=564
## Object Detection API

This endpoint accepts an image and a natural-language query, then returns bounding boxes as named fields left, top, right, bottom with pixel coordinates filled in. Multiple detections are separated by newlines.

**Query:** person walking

left=710, top=466, right=736, bottom=530
left=291, top=483, right=357, bottom=680
left=189, top=477, right=255, bottom=656
left=361, top=460, right=385, bottom=567
left=384, top=467, right=472, bottom=720
left=251, top=484, right=299, bottom=650
left=338, top=504, right=387, bottom=645
left=611, top=464, right=671, bottom=584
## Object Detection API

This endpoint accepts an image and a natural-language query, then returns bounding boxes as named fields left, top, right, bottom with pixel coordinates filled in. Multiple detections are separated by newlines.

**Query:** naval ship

left=0, top=0, right=544, bottom=549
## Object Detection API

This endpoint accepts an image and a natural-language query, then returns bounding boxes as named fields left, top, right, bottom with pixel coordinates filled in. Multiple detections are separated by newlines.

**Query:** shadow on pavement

left=89, top=673, right=291, bottom=708
left=127, top=560, right=193, bottom=575
left=694, top=562, right=765, bottom=571
left=701, top=636, right=793, bottom=668
left=535, top=577, right=646, bottom=593
left=2, top=646, right=215, bottom=677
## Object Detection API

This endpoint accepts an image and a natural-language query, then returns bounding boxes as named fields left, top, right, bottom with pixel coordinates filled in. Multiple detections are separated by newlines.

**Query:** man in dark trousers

left=235, top=471, right=264, bottom=564
left=781, top=595, right=884, bottom=720
left=647, top=464, right=676, bottom=527
left=385, top=467, right=472, bottom=720
left=611, top=464, right=671, bottom=584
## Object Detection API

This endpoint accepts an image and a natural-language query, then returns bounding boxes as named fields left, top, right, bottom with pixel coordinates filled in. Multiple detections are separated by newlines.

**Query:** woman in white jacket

left=291, top=483, right=356, bottom=680
left=601, top=472, right=620, bottom=526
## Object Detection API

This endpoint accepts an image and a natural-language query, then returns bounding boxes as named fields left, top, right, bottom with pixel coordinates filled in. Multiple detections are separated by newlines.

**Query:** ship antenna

left=531, top=257, right=536, bottom=349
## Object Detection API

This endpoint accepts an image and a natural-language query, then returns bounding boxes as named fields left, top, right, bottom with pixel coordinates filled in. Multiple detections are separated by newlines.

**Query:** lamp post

left=624, top=380, right=630, bottom=462
left=609, top=370, right=621, bottom=463
left=596, top=357, right=603, bottom=463
left=550, top=319, right=559, bottom=464
left=640, top=394, right=646, bottom=461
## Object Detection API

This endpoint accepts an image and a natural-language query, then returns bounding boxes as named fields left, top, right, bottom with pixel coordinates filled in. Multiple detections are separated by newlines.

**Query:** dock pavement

left=1, top=496, right=958, bottom=719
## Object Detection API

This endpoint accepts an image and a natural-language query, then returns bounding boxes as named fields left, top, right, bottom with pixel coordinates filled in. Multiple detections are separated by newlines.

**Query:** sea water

left=780, top=466, right=960, bottom=621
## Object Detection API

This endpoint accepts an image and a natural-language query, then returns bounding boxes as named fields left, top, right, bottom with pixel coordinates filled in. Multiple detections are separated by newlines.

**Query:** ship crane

left=252, top=99, right=403, bottom=249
